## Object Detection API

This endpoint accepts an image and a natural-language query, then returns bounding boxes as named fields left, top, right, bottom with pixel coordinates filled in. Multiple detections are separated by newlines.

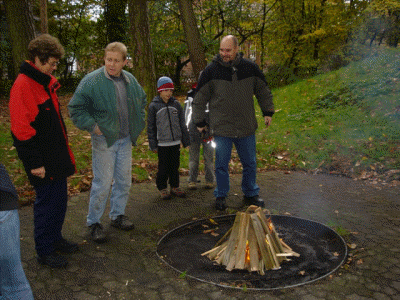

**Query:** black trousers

left=33, top=178, right=68, bottom=256
left=156, top=144, right=180, bottom=190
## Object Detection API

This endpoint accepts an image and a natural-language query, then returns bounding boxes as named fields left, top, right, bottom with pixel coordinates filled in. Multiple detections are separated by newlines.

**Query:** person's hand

left=264, top=116, right=272, bottom=127
left=93, top=125, right=103, bottom=135
left=153, top=149, right=157, bottom=153
left=31, top=166, right=45, bottom=178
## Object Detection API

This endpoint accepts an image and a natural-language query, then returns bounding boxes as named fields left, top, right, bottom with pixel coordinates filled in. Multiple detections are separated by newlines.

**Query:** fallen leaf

left=347, top=243, right=357, bottom=249
left=209, top=218, right=218, bottom=225
left=356, top=259, right=363, bottom=265
left=299, top=270, right=306, bottom=275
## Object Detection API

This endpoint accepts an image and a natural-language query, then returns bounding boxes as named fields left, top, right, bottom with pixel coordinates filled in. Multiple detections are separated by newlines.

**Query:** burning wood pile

left=201, top=206, right=299, bottom=275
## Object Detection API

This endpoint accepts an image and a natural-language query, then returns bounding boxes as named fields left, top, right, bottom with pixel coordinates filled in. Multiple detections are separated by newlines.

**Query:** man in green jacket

left=68, top=42, right=147, bottom=243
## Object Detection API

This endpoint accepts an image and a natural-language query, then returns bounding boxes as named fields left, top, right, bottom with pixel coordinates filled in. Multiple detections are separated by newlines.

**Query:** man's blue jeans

left=213, top=135, right=260, bottom=198
left=87, top=135, right=132, bottom=226
left=0, top=209, right=34, bottom=300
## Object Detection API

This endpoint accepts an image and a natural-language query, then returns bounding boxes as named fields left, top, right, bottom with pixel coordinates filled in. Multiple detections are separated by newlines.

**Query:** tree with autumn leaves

left=1, top=0, right=399, bottom=98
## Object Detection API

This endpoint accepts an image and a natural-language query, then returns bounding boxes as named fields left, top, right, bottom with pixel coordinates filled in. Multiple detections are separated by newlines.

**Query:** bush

left=58, top=76, right=84, bottom=95
left=0, top=79, right=13, bottom=98
left=265, top=65, right=299, bottom=89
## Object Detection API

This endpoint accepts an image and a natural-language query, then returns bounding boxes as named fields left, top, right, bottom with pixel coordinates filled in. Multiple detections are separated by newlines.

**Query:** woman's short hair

left=28, top=34, right=65, bottom=64
left=104, top=42, right=128, bottom=61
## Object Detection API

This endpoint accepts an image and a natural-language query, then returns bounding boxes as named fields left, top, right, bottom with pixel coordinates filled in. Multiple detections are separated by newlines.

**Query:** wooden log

left=266, top=234, right=280, bottom=268
left=234, top=213, right=250, bottom=269
left=214, top=227, right=232, bottom=248
left=250, top=214, right=275, bottom=270
left=256, top=210, right=285, bottom=254
left=247, top=222, right=260, bottom=272
left=223, top=212, right=242, bottom=267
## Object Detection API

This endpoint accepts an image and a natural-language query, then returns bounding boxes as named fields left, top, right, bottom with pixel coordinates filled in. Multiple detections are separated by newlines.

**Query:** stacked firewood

left=201, top=206, right=299, bottom=275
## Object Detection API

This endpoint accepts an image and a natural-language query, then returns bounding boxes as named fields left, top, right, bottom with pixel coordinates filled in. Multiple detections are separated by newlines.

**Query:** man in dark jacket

left=193, top=35, right=274, bottom=210
left=9, top=34, right=78, bottom=268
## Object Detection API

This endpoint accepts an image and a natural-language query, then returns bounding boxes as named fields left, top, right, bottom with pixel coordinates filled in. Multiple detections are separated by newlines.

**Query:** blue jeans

left=213, top=135, right=260, bottom=198
left=0, top=210, right=34, bottom=300
left=87, top=135, right=132, bottom=226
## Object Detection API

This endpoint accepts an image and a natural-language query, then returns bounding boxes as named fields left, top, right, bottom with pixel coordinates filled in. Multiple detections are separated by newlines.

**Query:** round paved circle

left=157, top=214, right=348, bottom=290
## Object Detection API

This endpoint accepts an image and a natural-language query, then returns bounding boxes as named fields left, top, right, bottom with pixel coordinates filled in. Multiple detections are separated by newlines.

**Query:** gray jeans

left=189, top=141, right=215, bottom=183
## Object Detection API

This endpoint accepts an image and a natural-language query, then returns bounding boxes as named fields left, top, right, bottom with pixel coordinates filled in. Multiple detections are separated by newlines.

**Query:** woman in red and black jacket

left=9, top=34, right=77, bottom=269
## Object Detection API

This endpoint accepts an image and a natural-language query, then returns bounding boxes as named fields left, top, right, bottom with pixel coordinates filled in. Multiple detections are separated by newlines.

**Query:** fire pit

left=156, top=214, right=347, bottom=290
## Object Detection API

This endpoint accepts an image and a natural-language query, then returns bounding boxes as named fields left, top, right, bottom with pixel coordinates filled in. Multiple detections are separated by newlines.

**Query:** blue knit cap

left=157, top=76, right=174, bottom=92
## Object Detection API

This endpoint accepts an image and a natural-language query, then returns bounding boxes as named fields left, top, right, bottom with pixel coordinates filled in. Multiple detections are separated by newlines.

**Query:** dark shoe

left=89, top=223, right=107, bottom=243
left=171, top=187, right=186, bottom=198
left=54, top=238, right=79, bottom=254
left=37, top=252, right=68, bottom=268
left=111, top=215, right=135, bottom=231
left=243, top=195, right=265, bottom=207
left=215, top=197, right=227, bottom=211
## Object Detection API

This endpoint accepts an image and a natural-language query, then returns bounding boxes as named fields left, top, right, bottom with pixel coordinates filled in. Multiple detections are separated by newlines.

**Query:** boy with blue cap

left=147, top=76, right=190, bottom=199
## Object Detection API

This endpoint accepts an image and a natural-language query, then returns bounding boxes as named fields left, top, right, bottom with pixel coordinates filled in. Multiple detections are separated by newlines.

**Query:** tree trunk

left=105, top=0, right=128, bottom=43
left=39, top=0, right=48, bottom=34
left=128, top=0, right=156, bottom=104
left=3, top=0, right=35, bottom=80
left=177, top=0, right=207, bottom=80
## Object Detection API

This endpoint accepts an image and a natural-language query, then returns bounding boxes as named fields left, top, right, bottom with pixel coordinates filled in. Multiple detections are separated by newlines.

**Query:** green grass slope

left=257, top=47, right=400, bottom=183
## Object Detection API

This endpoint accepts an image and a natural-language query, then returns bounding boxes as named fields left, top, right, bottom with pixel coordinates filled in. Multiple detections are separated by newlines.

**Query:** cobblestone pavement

left=18, top=171, right=400, bottom=300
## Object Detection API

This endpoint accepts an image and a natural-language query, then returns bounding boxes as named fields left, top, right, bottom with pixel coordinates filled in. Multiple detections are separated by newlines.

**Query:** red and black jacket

left=9, top=61, right=75, bottom=187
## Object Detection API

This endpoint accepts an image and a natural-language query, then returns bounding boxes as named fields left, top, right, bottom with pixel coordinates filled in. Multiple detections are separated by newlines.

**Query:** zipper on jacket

left=166, top=103, right=175, bottom=141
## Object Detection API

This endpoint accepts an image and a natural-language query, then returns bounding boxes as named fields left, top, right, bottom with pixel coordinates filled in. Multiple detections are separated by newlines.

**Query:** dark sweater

left=0, top=164, right=18, bottom=211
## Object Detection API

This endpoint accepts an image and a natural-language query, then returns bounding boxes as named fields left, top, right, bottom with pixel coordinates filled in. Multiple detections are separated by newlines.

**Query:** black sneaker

left=54, top=238, right=79, bottom=254
left=215, top=197, right=227, bottom=211
left=243, top=195, right=265, bottom=207
left=37, top=252, right=68, bottom=268
left=110, top=215, right=135, bottom=231
left=89, top=223, right=107, bottom=243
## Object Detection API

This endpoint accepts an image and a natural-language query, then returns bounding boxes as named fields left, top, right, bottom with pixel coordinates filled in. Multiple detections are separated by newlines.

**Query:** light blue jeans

left=213, top=134, right=260, bottom=198
left=0, top=209, right=34, bottom=300
left=87, top=135, right=132, bottom=226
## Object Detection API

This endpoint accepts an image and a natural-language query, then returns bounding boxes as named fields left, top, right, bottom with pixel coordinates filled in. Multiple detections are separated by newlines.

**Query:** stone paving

left=18, top=171, right=400, bottom=300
